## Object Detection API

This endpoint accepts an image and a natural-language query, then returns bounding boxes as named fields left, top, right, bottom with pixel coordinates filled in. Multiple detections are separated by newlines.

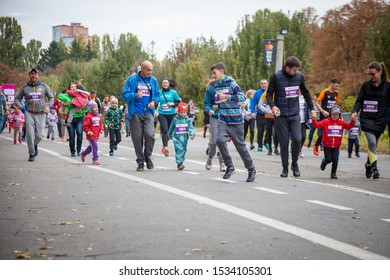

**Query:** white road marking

left=182, top=171, right=200, bottom=175
left=380, top=219, right=390, bottom=223
left=254, top=187, right=289, bottom=195
left=306, top=200, right=355, bottom=211
left=212, top=178, right=238, bottom=183
left=6, top=143, right=389, bottom=260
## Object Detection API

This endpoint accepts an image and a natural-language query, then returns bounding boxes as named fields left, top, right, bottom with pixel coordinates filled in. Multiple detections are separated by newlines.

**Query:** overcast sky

left=2, top=0, right=353, bottom=60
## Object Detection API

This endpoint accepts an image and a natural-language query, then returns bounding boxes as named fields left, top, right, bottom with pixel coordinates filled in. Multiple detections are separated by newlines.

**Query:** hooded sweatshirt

left=15, top=80, right=54, bottom=114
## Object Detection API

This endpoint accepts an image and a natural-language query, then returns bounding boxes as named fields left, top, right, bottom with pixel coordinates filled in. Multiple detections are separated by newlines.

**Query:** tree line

left=0, top=0, right=389, bottom=112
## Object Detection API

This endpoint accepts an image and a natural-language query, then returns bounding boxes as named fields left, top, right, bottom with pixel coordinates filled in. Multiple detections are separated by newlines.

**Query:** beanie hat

left=178, top=102, right=188, bottom=113
left=109, top=95, right=116, bottom=101
left=110, top=97, right=118, bottom=104
left=88, top=100, right=97, bottom=109
left=330, top=105, right=341, bottom=115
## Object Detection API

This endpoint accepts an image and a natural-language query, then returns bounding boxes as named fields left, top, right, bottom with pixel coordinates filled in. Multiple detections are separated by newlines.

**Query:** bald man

left=122, top=61, right=160, bottom=171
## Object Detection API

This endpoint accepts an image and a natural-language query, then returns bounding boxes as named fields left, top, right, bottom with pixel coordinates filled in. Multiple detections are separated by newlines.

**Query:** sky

left=2, top=0, right=354, bottom=60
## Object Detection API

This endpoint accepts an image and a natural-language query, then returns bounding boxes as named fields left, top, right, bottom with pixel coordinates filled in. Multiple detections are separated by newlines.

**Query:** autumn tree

left=308, top=0, right=388, bottom=98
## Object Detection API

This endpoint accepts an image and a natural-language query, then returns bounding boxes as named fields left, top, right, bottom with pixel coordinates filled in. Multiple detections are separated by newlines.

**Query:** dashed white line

left=380, top=219, right=390, bottom=223
left=254, top=187, right=289, bottom=195
left=306, top=200, right=355, bottom=211
left=212, top=178, right=238, bottom=183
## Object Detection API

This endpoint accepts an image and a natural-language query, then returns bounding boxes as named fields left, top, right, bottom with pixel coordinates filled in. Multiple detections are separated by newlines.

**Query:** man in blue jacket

left=122, top=61, right=160, bottom=171
left=266, top=56, right=315, bottom=178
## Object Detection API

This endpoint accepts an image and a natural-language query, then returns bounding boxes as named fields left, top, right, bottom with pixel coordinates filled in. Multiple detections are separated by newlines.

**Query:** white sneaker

left=206, top=158, right=212, bottom=170
left=220, top=162, right=226, bottom=172
left=300, top=152, right=305, bottom=158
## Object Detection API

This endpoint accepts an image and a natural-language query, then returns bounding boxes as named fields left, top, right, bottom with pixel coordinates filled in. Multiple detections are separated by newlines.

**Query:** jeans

left=67, top=116, right=84, bottom=154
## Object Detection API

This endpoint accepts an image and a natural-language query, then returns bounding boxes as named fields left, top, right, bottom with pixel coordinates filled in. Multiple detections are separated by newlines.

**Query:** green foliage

left=69, top=37, right=86, bottom=62
left=25, top=39, right=42, bottom=68
left=37, top=40, right=68, bottom=70
left=367, top=4, right=390, bottom=70
left=0, top=17, right=26, bottom=68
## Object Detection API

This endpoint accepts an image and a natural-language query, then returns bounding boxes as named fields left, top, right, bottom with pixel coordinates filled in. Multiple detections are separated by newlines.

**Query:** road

left=0, top=130, right=389, bottom=260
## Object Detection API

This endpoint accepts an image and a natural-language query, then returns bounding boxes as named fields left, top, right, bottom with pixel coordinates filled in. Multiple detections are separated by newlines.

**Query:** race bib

left=29, top=92, right=42, bottom=100
left=14, top=117, right=21, bottom=125
left=175, top=123, right=189, bottom=134
left=285, top=86, right=299, bottom=98
left=138, top=82, right=151, bottom=97
left=327, top=100, right=336, bottom=108
left=328, top=125, right=342, bottom=137
left=363, top=100, right=378, bottom=112
left=161, top=104, right=170, bottom=111
left=350, top=127, right=359, bottom=136
left=92, top=117, right=100, bottom=126
left=299, top=100, right=306, bottom=109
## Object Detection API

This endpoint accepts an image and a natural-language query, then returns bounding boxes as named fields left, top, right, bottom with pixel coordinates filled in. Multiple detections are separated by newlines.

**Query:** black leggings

left=158, top=114, right=175, bottom=147
left=323, top=147, right=340, bottom=173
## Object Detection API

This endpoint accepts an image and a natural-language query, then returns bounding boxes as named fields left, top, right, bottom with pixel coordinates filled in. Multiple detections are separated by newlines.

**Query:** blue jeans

left=0, top=114, right=5, bottom=133
left=67, top=116, right=84, bottom=154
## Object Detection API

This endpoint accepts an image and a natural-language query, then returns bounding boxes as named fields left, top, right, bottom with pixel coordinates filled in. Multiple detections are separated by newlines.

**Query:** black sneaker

left=331, top=173, right=338, bottom=179
left=246, top=169, right=257, bottom=182
left=372, top=170, right=380, bottom=179
left=267, top=150, right=272, bottom=156
left=250, top=144, right=255, bottom=150
left=34, top=146, right=38, bottom=156
left=178, top=164, right=185, bottom=171
left=280, top=168, right=288, bottom=177
left=114, top=144, right=118, bottom=150
left=28, top=154, right=35, bottom=162
left=291, top=164, right=300, bottom=177
left=348, top=154, right=351, bottom=158
left=223, top=166, right=235, bottom=179
left=274, top=148, right=280, bottom=155
left=109, top=151, right=114, bottom=156
left=356, top=153, right=360, bottom=158
left=320, top=159, right=326, bottom=171
left=365, top=163, right=373, bottom=178
left=145, top=158, right=154, bottom=169
left=136, top=162, right=144, bottom=171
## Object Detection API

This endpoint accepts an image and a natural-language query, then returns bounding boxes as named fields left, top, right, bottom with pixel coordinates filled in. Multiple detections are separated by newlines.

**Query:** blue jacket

left=203, top=82, right=220, bottom=119
left=266, top=69, right=313, bottom=117
left=121, top=72, right=160, bottom=119
left=250, top=88, right=265, bottom=115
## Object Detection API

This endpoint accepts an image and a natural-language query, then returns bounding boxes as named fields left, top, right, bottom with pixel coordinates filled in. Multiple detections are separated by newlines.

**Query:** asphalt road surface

left=0, top=129, right=389, bottom=260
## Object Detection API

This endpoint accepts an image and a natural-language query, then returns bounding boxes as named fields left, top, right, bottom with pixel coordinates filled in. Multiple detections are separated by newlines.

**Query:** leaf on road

left=192, top=248, right=202, bottom=252
left=184, top=229, right=191, bottom=232
left=39, top=246, right=50, bottom=250
left=220, top=241, right=227, bottom=244
left=14, top=250, right=30, bottom=259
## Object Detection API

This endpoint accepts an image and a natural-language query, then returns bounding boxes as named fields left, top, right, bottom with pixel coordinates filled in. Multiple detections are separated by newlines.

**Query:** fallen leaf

left=39, top=246, right=49, bottom=250
left=220, top=241, right=227, bottom=244
left=192, top=248, right=202, bottom=252
left=14, top=250, right=30, bottom=259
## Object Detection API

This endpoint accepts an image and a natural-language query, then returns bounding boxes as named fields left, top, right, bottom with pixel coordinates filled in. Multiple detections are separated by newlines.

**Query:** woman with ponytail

left=352, top=61, right=390, bottom=179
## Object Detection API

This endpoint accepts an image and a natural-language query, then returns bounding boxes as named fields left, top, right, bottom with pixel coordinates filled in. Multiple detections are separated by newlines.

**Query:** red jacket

left=312, top=117, right=355, bottom=148
left=82, top=112, right=103, bottom=140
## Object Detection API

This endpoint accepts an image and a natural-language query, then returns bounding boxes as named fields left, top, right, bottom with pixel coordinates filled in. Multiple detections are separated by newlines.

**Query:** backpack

left=59, top=103, right=68, bottom=120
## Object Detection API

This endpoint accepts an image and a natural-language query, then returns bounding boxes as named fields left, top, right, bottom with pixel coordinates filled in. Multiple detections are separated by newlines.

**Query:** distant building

left=52, top=22, right=92, bottom=47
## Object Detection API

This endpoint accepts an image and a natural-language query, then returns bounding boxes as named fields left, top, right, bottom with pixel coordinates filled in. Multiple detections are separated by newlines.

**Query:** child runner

left=168, top=102, right=195, bottom=170
left=81, top=101, right=103, bottom=165
left=105, top=98, right=124, bottom=156
left=46, top=106, right=58, bottom=140
left=347, top=118, right=361, bottom=158
left=8, top=104, right=24, bottom=144
left=311, top=105, right=357, bottom=179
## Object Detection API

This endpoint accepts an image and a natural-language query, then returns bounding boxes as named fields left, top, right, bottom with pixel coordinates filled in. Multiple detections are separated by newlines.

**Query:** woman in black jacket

left=352, top=61, right=390, bottom=179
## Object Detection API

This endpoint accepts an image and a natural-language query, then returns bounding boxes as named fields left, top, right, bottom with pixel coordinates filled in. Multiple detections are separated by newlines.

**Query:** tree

left=69, top=37, right=86, bottom=62
left=307, top=0, right=388, bottom=97
left=37, top=40, right=68, bottom=71
left=25, top=39, right=42, bottom=68
left=0, top=17, right=26, bottom=68
left=367, top=3, right=390, bottom=69
left=101, top=34, right=114, bottom=60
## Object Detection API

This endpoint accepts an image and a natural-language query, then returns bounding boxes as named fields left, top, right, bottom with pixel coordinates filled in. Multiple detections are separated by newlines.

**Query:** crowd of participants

left=1, top=58, right=389, bottom=182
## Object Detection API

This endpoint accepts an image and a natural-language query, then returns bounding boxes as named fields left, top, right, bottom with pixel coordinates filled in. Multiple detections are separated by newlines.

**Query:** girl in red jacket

left=81, top=101, right=103, bottom=165
left=311, top=105, right=357, bottom=179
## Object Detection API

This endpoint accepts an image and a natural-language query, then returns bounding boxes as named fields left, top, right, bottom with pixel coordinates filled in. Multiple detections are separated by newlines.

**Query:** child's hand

left=87, top=131, right=93, bottom=136
left=190, top=136, right=195, bottom=140
left=351, top=112, right=357, bottom=121
left=311, top=110, right=317, bottom=119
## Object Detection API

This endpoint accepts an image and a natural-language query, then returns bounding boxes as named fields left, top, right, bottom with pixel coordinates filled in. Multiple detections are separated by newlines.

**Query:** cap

left=29, top=68, right=39, bottom=74
left=88, top=100, right=97, bottom=109
left=330, top=105, right=341, bottom=115
left=178, top=102, right=188, bottom=113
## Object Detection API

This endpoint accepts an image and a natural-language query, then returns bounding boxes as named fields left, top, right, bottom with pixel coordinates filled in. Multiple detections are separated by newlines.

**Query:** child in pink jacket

left=8, top=104, right=25, bottom=144
left=66, top=83, right=90, bottom=125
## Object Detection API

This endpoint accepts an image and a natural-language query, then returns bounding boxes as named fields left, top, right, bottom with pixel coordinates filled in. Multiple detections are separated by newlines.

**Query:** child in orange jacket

left=311, top=105, right=357, bottom=179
